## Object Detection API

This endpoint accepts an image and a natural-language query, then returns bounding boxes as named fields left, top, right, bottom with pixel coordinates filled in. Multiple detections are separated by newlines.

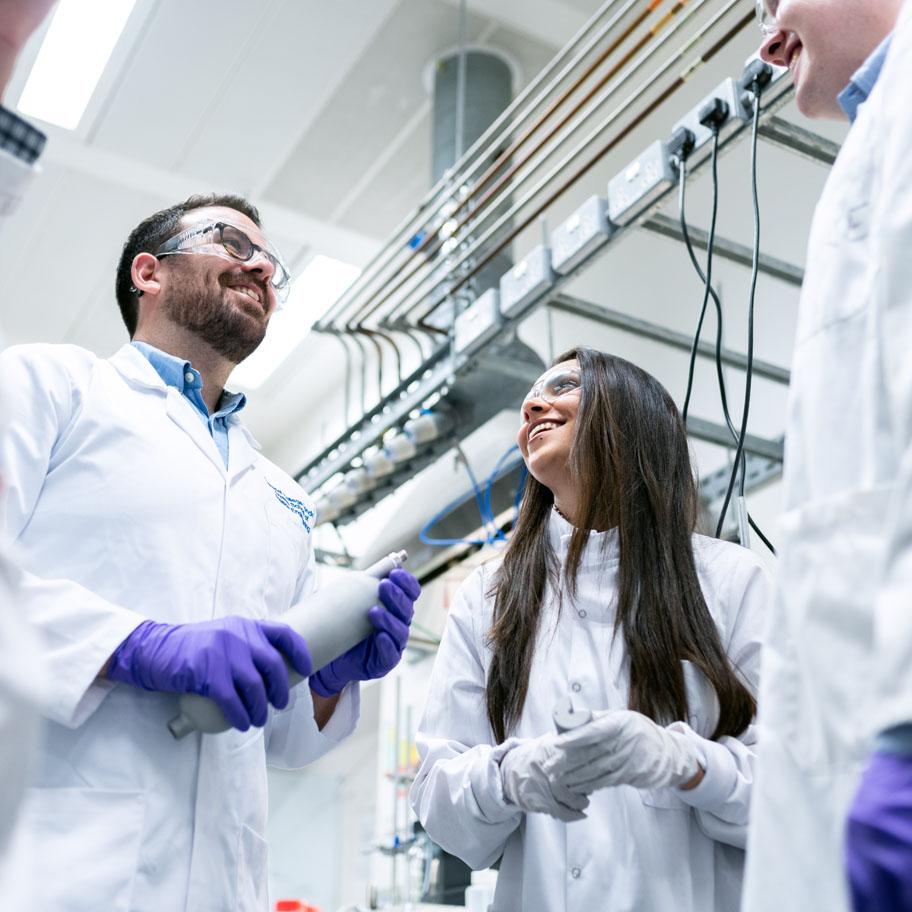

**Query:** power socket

left=607, top=141, right=677, bottom=226
left=499, top=245, right=555, bottom=319
left=670, top=77, right=750, bottom=168
left=550, top=195, right=615, bottom=275
left=454, top=287, right=503, bottom=356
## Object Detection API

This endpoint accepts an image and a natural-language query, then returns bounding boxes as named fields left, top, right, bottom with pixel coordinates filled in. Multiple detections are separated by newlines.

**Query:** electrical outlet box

left=454, top=287, right=503, bottom=356
left=607, top=141, right=677, bottom=226
left=550, top=195, right=615, bottom=275
left=670, top=77, right=750, bottom=168
left=499, top=245, right=555, bottom=319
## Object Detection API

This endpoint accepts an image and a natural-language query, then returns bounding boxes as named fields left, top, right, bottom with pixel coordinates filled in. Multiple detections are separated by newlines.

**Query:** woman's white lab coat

left=411, top=513, right=770, bottom=912
left=743, top=8, right=912, bottom=912
left=0, top=342, right=359, bottom=912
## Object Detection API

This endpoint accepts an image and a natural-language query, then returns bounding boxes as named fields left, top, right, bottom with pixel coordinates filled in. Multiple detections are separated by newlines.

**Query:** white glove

left=558, top=709, right=703, bottom=793
left=499, top=734, right=592, bottom=822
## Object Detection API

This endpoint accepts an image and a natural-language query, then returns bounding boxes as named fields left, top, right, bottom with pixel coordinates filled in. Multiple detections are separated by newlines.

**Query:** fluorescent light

left=17, top=0, right=138, bottom=130
left=232, top=254, right=361, bottom=390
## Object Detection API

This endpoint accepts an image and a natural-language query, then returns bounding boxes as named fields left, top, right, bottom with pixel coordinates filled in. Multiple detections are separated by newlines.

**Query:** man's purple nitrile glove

left=310, top=569, right=420, bottom=697
left=845, top=750, right=912, bottom=912
left=107, top=616, right=313, bottom=731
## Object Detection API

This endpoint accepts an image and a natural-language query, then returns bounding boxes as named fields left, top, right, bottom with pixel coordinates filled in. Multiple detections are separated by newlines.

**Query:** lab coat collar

left=226, top=420, right=261, bottom=479
left=547, top=507, right=619, bottom=565
left=109, top=342, right=172, bottom=394
left=109, top=344, right=261, bottom=478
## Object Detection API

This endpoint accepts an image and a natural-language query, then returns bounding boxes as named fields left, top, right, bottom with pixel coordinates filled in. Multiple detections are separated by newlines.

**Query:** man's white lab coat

left=0, top=342, right=358, bottom=911
left=744, top=7, right=912, bottom=910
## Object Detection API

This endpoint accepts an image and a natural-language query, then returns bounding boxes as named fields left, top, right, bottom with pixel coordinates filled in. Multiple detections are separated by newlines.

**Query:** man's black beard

left=165, top=276, right=267, bottom=365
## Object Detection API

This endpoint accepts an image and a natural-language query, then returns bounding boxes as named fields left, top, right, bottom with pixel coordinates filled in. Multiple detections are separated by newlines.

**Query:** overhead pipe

left=314, top=0, right=640, bottom=331
left=415, top=8, right=754, bottom=327
left=359, top=0, right=722, bottom=332
left=372, top=0, right=747, bottom=329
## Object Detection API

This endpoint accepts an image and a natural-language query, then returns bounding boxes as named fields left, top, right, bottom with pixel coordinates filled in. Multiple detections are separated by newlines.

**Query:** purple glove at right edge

left=845, top=750, right=912, bottom=911
left=310, top=568, right=420, bottom=697
left=107, top=616, right=313, bottom=731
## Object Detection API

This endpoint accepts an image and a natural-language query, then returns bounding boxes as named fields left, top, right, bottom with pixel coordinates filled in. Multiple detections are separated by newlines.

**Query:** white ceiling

left=0, top=0, right=846, bottom=559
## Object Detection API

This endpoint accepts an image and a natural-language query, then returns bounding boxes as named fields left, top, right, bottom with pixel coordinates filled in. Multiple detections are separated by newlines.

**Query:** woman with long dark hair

left=411, top=347, right=771, bottom=911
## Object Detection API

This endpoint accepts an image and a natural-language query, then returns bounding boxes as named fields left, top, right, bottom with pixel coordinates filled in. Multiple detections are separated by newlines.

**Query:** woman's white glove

left=499, top=733, right=592, bottom=822
left=559, top=709, right=703, bottom=793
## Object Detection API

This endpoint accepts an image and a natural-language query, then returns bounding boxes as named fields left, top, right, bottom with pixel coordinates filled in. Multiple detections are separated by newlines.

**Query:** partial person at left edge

left=0, top=0, right=51, bottom=220
left=0, top=190, right=421, bottom=912
left=0, top=2, right=58, bottom=910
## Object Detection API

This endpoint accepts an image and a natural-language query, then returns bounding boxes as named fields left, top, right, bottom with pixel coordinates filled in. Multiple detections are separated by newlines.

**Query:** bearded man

left=0, top=194, right=420, bottom=911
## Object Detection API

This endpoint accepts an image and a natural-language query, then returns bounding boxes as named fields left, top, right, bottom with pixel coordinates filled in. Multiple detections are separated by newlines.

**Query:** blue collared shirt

left=838, top=32, right=893, bottom=123
left=131, top=341, right=246, bottom=468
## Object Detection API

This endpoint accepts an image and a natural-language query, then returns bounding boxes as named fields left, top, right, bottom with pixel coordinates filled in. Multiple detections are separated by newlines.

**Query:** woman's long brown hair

left=485, top=347, right=756, bottom=743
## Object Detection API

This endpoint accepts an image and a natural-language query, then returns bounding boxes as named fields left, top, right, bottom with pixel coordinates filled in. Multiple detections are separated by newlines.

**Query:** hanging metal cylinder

left=431, top=49, right=513, bottom=181
left=428, top=47, right=515, bottom=326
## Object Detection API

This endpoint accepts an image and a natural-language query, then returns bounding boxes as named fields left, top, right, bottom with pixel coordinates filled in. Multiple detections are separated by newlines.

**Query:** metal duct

left=429, top=49, right=514, bottom=326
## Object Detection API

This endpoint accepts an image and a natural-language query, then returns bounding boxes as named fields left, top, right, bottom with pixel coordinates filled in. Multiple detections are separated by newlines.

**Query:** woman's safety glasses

left=156, top=222, right=291, bottom=305
left=523, top=368, right=582, bottom=407
left=755, top=0, right=779, bottom=36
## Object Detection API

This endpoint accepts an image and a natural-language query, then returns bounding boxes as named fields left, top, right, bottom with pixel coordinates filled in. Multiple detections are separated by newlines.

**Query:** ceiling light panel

left=17, top=0, right=138, bottom=130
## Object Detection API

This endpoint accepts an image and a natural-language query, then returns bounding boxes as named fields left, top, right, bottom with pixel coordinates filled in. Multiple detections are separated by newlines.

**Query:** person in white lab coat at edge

left=742, top=2, right=912, bottom=911
left=0, top=1, right=62, bottom=909
left=0, top=191, right=421, bottom=912
left=411, top=348, right=772, bottom=912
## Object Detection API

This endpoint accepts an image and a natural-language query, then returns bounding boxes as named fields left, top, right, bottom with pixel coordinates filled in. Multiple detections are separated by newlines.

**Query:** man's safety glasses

left=755, top=0, right=780, bottom=37
left=156, top=222, right=291, bottom=305
left=523, top=369, right=582, bottom=407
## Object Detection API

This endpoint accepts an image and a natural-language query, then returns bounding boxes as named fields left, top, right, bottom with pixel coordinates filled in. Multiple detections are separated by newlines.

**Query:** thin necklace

left=553, top=504, right=571, bottom=522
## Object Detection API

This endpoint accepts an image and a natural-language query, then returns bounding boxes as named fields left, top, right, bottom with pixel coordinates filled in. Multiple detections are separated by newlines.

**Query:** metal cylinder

left=432, top=50, right=513, bottom=182
left=430, top=49, right=514, bottom=326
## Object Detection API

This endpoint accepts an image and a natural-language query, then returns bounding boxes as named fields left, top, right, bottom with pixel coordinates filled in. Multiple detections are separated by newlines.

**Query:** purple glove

left=846, top=750, right=912, bottom=911
left=107, top=616, right=313, bottom=731
left=310, top=569, right=419, bottom=697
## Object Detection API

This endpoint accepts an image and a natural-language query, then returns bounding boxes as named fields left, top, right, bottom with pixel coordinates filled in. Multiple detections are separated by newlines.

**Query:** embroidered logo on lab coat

left=267, top=482, right=314, bottom=532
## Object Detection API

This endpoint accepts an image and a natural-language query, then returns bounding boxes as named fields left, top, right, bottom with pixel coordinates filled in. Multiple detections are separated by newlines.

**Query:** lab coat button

left=577, top=609, right=587, bottom=618
left=571, top=867, right=581, bottom=879
left=571, top=682, right=582, bottom=693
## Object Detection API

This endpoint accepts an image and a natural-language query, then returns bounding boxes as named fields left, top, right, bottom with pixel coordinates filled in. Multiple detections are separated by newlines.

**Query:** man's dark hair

left=114, top=193, right=261, bottom=337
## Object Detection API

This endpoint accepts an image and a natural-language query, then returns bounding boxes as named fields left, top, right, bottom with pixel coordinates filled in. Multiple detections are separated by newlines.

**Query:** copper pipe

left=333, top=0, right=660, bottom=333
left=380, top=0, right=740, bottom=329
left=413, top=10, right=755, bottom=330
left=358, top=325, right=403, bottom=387
left=315, top=0, right=631, bottom=332
left=453, top=0, right=685, bottom=232
left=451, top=0, right=664, bottom=218
left=353, top=0, right=710, bottom=334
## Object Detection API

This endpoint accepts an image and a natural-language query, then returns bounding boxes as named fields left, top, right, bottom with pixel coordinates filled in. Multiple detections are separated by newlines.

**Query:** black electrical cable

left=676, top=123, right=776, bottom=554
left=678, top=143, right=734, bottom=435
left=715, top=88, right=763, bottom=541
left=681, top=127, right=721, bottom=425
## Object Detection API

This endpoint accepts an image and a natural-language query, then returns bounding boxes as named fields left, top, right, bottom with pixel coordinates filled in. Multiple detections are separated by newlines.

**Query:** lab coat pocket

left=264, top=507, right=307, bottom=614
left=24, top=787, right=145, bottom=910
left=236, top=823, right=269, bottom=912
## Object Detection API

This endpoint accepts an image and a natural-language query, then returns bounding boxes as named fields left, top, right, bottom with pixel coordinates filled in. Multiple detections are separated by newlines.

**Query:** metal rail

left=549, top=292, right=791, bottom=384
left=757, top=115, right=841, bottom=166
left=641, top=213, right=805, bottom=287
